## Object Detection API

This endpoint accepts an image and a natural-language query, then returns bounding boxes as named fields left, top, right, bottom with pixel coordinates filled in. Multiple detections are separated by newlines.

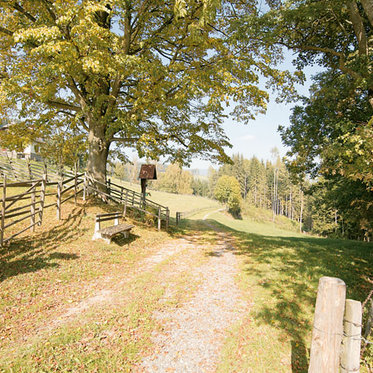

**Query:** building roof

left=139, top=164, right=157, bottom=180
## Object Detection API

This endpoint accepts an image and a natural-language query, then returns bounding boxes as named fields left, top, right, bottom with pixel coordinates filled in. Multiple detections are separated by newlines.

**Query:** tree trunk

left=87, top=129, right=110, bottom=192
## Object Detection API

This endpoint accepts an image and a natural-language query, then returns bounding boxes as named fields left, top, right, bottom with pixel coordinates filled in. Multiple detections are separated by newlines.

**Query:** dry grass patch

left=0, top=193, right=216, bottom=372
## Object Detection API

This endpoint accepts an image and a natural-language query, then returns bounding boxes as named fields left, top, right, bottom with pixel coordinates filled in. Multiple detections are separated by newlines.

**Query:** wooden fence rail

left=0, top=169, right=84, bottom=245
left=308, top=276, right=362, bottom=373
left=84, top=174, right=169, bottom=230
left=0, top=176, right=46, bottom=246
left=0, top=162, right=171, bottom=245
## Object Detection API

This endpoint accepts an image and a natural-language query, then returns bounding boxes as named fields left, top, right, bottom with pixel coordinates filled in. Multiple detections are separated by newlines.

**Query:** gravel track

left=139, top=217, right=247, bottom=373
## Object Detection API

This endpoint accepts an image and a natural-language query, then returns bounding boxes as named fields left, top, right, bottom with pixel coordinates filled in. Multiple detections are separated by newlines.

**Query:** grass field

left=110, top=178, right=221, bottom=217
left=203, top=211, right=373, bottom=372
left=1, top=185, right=372, bottom=371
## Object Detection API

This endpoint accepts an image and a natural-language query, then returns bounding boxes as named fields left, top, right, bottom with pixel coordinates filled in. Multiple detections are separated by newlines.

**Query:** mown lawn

left=110, top=178, right=220, bottom=217
left=0, top=185, right=222, bottom=372
left=0, top=192, right=176, bottom=372
left=1, top=185, right=372, bottom=372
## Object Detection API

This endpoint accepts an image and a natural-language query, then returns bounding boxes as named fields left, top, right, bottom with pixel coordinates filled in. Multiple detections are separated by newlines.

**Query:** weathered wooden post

left=124, top=191, right=128, bottom=218
left=57, top=181, right=62, bottom=220
left=176, top=212, right=179, bottom=225
left=340, top=299, right=362, bottom=373
left=158, top=207, right=161, bottom=231
left=108, top=178, right=111, bottom=196
left=83, top=172, right=87, bottom=201
left=1, top=176, right=6, bottom=246
left=31, top=182, right=36, bottom=232
left=166, top=208, right=169, bottom=230
left=308, top=277, right=346, bottom=373
left=74, top=162, right=78, bottom=205
left=44, top=162, right=48, bottom=183
left=38, top=173, right=46, bottom=225
left=27, top=159, right=32, bottom=180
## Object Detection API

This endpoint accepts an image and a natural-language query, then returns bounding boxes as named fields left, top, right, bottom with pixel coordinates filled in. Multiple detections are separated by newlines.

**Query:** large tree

left=236, top=0, right=373, bottom=186
left=250, top=0, right=373, bottom=108
left=0, top=0, right=290, bottom=186
left=280, top=70, right=373, bottom=186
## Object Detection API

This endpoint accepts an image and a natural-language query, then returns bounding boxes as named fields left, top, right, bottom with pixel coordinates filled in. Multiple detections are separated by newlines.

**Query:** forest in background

left=111, top=152, right=372, bottom=242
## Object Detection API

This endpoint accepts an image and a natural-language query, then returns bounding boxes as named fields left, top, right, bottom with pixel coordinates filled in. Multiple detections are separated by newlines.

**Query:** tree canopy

left=214, top=174, right=241, bottom=216
left=280, top=70, right=373, bottom=186
left=0, top=0, right=292, bottom=184
left=236, top=0, right=373, bottom=188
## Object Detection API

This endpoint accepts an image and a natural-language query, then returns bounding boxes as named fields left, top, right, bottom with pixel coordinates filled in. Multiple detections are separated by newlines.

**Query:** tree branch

left=360, top=0, right=373, bottom=28
left=0, top=26, right=13, bottom=36
left=40, top=0, right=57, bottom=22
left=12, top=2, right=37, bottom=23
left=279, top=41, right=364, bottom=81
left=112, top=137, right=140, bottom=143
left=47, top=100, right=80, bottom=112
left=348, top=1, right=368, bottom=56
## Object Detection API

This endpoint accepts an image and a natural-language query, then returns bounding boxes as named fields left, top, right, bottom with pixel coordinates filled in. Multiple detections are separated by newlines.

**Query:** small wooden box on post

left=138, top=164, right=157, bottom=208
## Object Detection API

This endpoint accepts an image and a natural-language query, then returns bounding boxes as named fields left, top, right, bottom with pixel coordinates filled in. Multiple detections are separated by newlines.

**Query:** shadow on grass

left=180, top=217, right=373, bottom=372
left=0, top=206, right=86, bottom=282
left=112, top=233, right=140, bottom=247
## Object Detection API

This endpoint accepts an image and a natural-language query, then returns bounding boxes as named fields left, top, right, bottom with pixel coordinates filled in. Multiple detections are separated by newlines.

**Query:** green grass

left=110, top=178, right=220, bottom=217
left=197, top=212, right=373, bottom=372
left=1, top=183, right=372, bottom=371
left=0, top=190, right=215, bottom=372
left=241, top=203, right=300, bottom=233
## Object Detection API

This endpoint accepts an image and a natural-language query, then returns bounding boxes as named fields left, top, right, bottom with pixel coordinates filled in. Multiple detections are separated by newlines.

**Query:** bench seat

left=92, top=216, right=134, bottom=244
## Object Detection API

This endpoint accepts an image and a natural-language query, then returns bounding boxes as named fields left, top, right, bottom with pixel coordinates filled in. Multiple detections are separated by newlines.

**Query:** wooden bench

left=92, top=212, right=134, bottom=244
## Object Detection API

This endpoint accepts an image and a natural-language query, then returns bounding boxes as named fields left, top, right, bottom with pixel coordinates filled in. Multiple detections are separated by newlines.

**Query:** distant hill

left=187, top=168, right=209, bottom=177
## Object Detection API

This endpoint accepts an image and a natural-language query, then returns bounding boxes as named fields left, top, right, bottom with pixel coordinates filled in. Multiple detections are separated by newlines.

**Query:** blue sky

left=126, top=50, right=324, bottom=170
left=189, top=59, right=324, bottom=170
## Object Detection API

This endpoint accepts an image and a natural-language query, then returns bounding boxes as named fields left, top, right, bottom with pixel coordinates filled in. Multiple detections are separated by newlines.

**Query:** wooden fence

left=0, top=162, right=171, bottom=246
left=0, top=152, right=76, bottom=182
left=0, top=170, right=84, bottom=246
left=84, top=175, right=169, bottom=231
left=308, top=277, right=363, bottom=372
left=175, top=206, right=218, bottom=225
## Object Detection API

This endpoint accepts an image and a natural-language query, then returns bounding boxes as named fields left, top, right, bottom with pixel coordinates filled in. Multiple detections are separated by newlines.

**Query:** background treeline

left=110, top=153, right=372, bottom=241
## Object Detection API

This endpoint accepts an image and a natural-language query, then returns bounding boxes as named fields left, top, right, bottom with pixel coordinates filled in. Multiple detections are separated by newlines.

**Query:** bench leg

left=123, top=231, right=129, bottom=239
left=103, top=237, right=111, bottom=244
left=92, top=231, right=102, bottom=241
left=92, top=231, right=112, bottom=244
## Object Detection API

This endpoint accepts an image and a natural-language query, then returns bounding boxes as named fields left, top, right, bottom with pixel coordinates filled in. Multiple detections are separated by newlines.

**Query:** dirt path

left=139, top=212, right=247, bottom=372
left=39, top=238, right=197, bottom=335
left=6, top=209, right=248, bottom=372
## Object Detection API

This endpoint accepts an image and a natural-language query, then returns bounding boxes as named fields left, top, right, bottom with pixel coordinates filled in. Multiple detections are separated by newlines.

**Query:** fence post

left=108, top=178, right=111, bottom=196
left=176, top=212, right=179, bottom=225
left=27, top=159, right=32, bottom=180
left=124, top=191, right=128, bottom=218
left=308, top=276, right=346, bottom=373
left=166, top=208, right=169, bottom=230
left=74, top=162, right=77, bottom=205
left=1, top=176, right=6, bottom=246
left=44, top=162, right=48, bottom=183
left=31, top=182, right=36, bottom=232
left=57, top=181, right=61, bottom=220
left=340, top=299, right=362, bottom=373
left=83, top=172, right=87, bottom=201
left=158, top=207, right=161, bottom=231
left=38, top=173, right=46, bottom=226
